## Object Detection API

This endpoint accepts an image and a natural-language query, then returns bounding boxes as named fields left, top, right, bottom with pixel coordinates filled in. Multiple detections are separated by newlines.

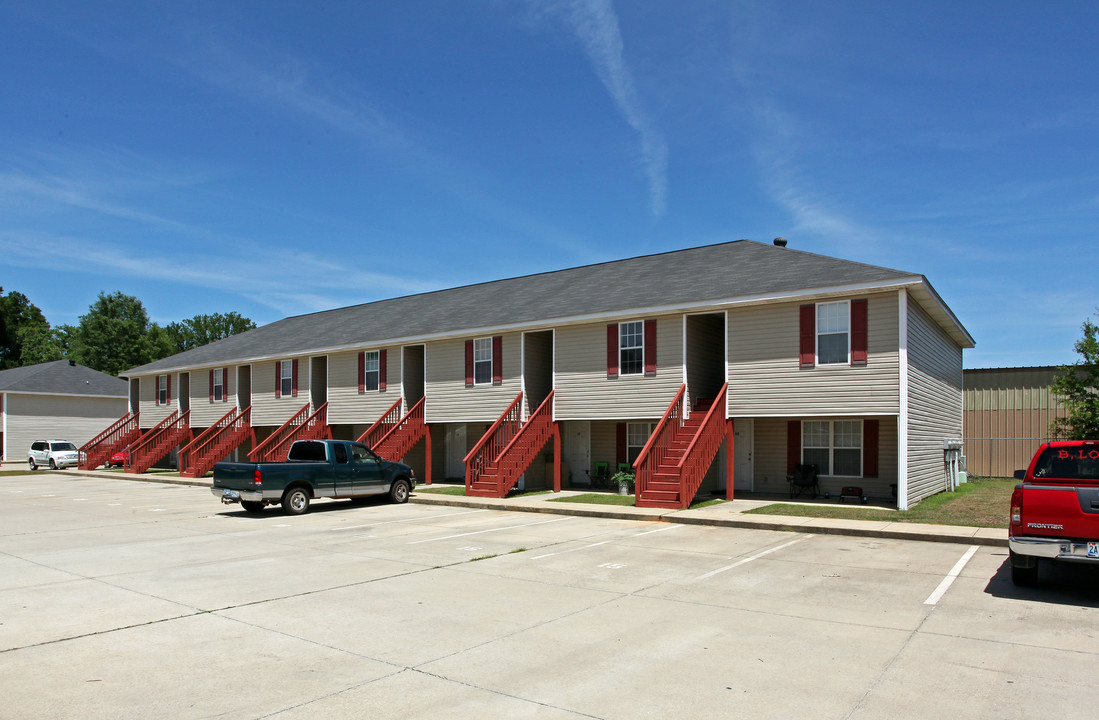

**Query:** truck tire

left=241, top=500, right=265, bottom=513
left=282, top=487, right=310, bottom=515
left=389, top=478, right=410, bottom=504
left=1010, top=554, right=1038, bottom=587
left=28, top=458, right=37, bottom=471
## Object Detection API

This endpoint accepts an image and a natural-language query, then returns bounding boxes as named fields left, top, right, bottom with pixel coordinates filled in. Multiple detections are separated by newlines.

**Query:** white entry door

left=446, top=424, right=467, bottom=479
left=733, top=419, right=754, bottom=491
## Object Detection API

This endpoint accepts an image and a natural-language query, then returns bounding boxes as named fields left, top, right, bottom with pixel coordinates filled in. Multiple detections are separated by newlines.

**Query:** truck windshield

left=1032, top=446, right=1099, bottom=481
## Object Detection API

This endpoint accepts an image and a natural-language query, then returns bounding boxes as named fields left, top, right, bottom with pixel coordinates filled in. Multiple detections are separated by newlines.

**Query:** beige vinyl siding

left=906, top=297, right=964, bottom=505
left=727, top=293, right=901, bottom=417
left=555, top=316, right=683, bottom=420
left=251, top=360, right=308, bottom=427
left=137, top=372, right=178, bottom=426
left=4, top=393, right=128, bottom=460
left=591, top=420, right=620, bottom=469
left=327, top=348, right=403, bottom=425
left=751, top=417, right=792, bottom=494
left=425, top=334, right=522, bottom=423
left=188, top=367, right=236, bottom=426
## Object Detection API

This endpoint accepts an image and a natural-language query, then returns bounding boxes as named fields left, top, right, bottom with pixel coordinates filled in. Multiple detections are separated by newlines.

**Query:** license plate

left=222, top=489, right=240, bottom=501
left=1088, top=542, right=1099, bottom=559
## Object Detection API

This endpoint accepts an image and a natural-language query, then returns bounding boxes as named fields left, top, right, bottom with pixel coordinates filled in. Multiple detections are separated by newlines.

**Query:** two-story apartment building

left=102, top=240, right=972, bottom=509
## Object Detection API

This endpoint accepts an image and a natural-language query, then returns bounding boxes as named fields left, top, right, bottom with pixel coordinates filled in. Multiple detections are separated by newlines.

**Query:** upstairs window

left=473, top=338, right=493, bottom=385
left=619, top=321, right=644, bottom=376
left=212, top=368, right=224, bottom=402
left=465, top=337, right=502, bottom=387
left=280, top=361, right=293, bottom=398
left=363, top=351, right=380, bottom=391
left=816, top=301, right=849, bottom=365
left=157, top=374, right=169, bottom=405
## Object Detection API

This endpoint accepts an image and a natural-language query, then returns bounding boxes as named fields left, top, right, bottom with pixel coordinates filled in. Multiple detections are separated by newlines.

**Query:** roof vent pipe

left=773, top=237, right=788, bottom=247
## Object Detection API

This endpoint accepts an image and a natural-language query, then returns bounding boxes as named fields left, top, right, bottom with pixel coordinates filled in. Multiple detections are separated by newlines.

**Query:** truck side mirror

left=1013, top=470, right=1026, bottom=481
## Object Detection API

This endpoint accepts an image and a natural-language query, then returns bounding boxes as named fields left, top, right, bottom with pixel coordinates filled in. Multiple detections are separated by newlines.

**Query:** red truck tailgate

left=1019, top=481, right=1099, bottom=538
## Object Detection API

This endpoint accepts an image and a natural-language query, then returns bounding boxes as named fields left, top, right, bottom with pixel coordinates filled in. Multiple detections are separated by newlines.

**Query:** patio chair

left=587, top=462, right=611, bottom=489
left=787, top=464, right=820, bottom=499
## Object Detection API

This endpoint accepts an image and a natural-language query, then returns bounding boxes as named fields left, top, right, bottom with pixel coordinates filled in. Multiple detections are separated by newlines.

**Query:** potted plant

left=611, top=470, right=635, bottom=496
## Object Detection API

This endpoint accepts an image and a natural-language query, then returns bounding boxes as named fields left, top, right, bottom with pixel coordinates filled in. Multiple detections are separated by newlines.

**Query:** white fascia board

left=125, top=276, right=929, bottom=377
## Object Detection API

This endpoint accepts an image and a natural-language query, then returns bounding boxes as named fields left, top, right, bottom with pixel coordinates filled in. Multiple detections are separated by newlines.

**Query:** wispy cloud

left=524, top=0, right=668, bottom=216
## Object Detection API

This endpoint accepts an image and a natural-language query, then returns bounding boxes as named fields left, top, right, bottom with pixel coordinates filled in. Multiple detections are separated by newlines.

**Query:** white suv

left=28, top=440, right=81, bottom=470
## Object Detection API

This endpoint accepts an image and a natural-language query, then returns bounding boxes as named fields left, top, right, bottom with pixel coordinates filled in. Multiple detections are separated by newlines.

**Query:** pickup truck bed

left=213, top=439, right=415, bottom=515
left=1009, top=440, right=1099, bottom=586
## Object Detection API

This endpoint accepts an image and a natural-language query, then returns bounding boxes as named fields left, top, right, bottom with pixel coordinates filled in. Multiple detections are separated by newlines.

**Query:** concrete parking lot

left=1, top=473, right=1097, bottom=719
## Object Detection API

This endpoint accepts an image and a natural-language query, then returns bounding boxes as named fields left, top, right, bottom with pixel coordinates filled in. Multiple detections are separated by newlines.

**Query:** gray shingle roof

left=0, top=360, right=128, bottom=397
left=124, top=239, right=971, bottom=375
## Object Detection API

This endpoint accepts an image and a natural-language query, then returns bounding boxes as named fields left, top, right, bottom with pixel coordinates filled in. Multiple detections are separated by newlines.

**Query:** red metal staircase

left=635, top=384, right=729, bottom=509
left=465, top=391, right=559, bottom=498
left=126, top=410, right=192, bottom=474
left=178, top=406, right=255, bottom=478
left=79, top=412, right=141, bottom=470
left=356, top=397, right=433, bottom=484
left=249, top=402, right=331, bottom=463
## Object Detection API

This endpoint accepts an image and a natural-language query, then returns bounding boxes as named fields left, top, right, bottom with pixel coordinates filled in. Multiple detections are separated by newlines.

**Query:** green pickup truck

left=212, top=439, right=416, bottom=515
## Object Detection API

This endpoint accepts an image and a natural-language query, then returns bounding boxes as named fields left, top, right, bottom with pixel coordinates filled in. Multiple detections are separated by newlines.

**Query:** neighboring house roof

left=124, top=239, right=975, bottom=376
left=0, top=360, right=128, bottom=398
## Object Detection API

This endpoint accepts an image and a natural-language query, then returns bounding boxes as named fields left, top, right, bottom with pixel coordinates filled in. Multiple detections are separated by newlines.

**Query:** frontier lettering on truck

left=1008, top=440, right=1099, bottom=586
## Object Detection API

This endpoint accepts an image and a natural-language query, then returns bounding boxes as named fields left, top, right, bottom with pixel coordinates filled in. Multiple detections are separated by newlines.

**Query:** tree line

left=0, top=287, right=256, bottom=377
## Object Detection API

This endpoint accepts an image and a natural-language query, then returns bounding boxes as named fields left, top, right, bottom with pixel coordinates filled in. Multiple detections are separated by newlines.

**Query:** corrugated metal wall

left=963, top=367, right=1068, bottom=477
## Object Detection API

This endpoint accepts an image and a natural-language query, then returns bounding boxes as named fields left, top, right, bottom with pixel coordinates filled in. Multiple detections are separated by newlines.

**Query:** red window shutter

left=155, top=375, right=161, bottom=405
left=799, top=305, right=815, bottom=368
left=643, top=319, right=657, bottom=377
left=606, top=324, right=619, bottom=379
left=465, top=340, right=474, bottom=387
left=274, top=362, right=281, bottom=398
left=167, top=375, right=172, bottom=403
left=291, top=359, right=299, bottom=397
left=379, top=349, right=388, bottom=392
left=616, top=423, right=627, bottom=466
left=224, top=367, right=229, bottom=401
left=864, top=419, right=879, bottom=478
left=851, top=299, right=868, bottom=365
left=357, top=352, right=365, bottom=393
left=209, top=370, right=215, bottom=402
left=787, top=420, right=801, bottom=475
left=492, top=336, right=503, bottom=386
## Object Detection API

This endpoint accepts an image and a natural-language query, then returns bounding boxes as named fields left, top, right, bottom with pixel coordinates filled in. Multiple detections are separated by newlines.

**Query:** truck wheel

left=282, top=487, right=310, bottom=515
left=241, top=500, right=265, bottom=513
left=389, top=478, right=410, bottom=504
left=1010, top=558, right=1038, bottom=587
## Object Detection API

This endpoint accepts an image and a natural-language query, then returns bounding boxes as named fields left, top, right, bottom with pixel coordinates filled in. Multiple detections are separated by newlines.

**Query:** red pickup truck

left=1009, top=440, right=1099, bottom=586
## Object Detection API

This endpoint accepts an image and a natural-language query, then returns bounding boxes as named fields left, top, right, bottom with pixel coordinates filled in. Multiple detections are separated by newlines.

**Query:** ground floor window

left=626, top=422, right=657, bottom=465
left=803, top=420, right=862, bottom=476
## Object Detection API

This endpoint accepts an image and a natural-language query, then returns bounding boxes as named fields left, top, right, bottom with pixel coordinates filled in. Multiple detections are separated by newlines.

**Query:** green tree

left=164, top=312, right=256, bottom=353
left=67, top=292, right=163, bottom=376
left=0, top=288, right=55, bottom=369
left=16, top=323, right=64, bottom=365
left=1050, top=312, right=1099, bottom=440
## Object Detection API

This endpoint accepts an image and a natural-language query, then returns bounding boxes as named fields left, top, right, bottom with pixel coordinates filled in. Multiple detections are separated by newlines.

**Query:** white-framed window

left=280, top=361, right=293, bottom=398
left=816, top=301, right=850, bottom=365
left=473, top=337, right=493, bottom=385
left=157, top=374, right=168, bottom=405
left=803, top=420, right=862, bottom=476
left=363, top=351, right=380, bottom=391
left=213, top=368, right=224, bottom=402
left=626, top=422, right=657, bottom=465
left=619, top=321, right=644, bottom=376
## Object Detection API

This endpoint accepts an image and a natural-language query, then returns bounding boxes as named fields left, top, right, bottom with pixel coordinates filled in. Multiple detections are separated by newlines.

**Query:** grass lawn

left=744, top=476, right=1015, bottom=528
left=550, top=493, right=728, bottom=510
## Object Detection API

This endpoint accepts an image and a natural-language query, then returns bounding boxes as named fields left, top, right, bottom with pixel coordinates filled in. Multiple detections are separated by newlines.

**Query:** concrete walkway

left=6, top=463, right=1008, bottom=547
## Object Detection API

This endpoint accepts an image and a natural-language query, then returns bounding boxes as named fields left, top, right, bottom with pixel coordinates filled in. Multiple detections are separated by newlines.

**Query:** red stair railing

left=632, top=384, right=686, bottom=501
left=668, top=383, right=728, bottom=509
left=126, top=410, right=191, bottom=474
left=488, top=391, right=558, bottom=497
left=249, top=402, right=331, bottom=463
left=356, top=398, right=404, bottom=449
left=79, top=412, right=140, bottom=469
left=464, top=393, right=523, bottom=495
left=178, top=405, right=254, bottom=478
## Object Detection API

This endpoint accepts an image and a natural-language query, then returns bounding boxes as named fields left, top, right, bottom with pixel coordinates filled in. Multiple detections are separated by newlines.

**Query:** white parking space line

left=924, top=545, right=978, bottom=605
left=407, top=516, right=574, bottom=544
left=332, top=509, right=488, bottom=531
left=695, top=535, right=809, bottom=580
left=531, top=524, right=682, bottom=560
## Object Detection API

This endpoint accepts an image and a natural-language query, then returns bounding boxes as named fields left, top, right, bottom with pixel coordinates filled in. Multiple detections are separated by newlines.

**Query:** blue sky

left=1, top=1, right=1096, bottom=368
